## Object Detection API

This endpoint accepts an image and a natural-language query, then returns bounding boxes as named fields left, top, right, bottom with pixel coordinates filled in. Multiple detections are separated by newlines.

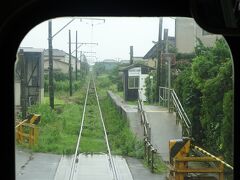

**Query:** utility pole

left=47, top=18, right=76, bottom=109
left=69, top=30, right=72, bottom=96
left=156, top=17, right=163, bottom=102
left=164, top=28, right=169, bottom=88
left=19, top=49, right=27, bottom=118
left=163, top=28, right=171, bottom=110
left=75, top=31, right=78, bottom=81
left=130, top=46, right=133, bottom=65
left=48, top=20, right=54, bottom=109
left=80, top=51, right=83, bottom=78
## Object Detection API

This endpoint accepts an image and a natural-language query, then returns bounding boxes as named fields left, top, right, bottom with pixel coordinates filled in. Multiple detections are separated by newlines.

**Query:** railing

left=159, top=87, right=192, bottom=137
left=138, top=90, right=157, bottom=172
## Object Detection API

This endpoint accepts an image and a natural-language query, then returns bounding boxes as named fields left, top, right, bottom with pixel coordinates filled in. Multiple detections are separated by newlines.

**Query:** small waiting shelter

left=121, top=63, right=154, bottom=101
left=15, top=47, right=44, bottom=117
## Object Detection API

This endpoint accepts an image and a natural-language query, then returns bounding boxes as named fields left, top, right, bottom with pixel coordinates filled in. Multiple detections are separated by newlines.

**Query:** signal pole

left=156, top=17, right=163, bottom=102
left=48, top=18, right=75, bottom=109
left=75, top=31, right=78, bottom=81
left=48, top=20, right=54, bottom=109
left=130, top=46, right=133, bottom=65
left=69, top=30, right=72, bottom=96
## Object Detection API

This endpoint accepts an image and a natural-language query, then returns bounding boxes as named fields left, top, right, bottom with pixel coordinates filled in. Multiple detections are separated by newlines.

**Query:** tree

left=174, top=38, right=233, bottom=164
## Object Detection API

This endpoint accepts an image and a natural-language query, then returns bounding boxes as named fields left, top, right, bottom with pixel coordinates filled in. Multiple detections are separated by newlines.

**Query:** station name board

left=128, top=67, right=141, bottom=76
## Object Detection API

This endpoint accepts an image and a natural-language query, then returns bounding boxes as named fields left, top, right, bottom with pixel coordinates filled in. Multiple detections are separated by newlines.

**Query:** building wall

left=175, top=17, right=222, bottom=53
left=44, top=59, right=69, bottom=74
left=175, top=17, right=196, bottom=53
left=195, top=27, right=222, bottom=47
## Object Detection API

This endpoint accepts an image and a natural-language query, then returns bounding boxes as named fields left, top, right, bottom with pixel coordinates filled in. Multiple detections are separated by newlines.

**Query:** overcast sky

left=20, top=17, right=175, bottom=63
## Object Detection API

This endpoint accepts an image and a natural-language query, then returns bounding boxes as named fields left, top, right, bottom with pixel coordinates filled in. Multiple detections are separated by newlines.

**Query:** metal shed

left=15, top=47, right=44, bottom=117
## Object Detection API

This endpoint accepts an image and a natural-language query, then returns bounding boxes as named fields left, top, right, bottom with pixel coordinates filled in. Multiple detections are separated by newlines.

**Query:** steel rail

left=92, top=76, right=119, bottom=180
left=69, top=78, right=91, bottom=180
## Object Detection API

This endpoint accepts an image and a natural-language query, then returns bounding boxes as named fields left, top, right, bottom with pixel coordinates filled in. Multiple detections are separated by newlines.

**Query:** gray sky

left=20, top=17, right=175, bottom=63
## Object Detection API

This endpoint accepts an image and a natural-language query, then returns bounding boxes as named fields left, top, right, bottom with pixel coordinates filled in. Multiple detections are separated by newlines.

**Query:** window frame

left=128, top=76, right=139, bottom=89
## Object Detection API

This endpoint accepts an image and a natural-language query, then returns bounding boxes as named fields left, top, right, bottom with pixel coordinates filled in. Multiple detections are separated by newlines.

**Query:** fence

left=159, top=86, right=192, bottom=137
left=137, top=91, right=158, bottom=172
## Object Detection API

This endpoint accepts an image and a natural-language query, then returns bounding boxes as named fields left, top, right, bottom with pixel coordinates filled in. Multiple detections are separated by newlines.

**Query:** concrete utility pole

left=69, top=30, right=73, bottom=96
left=156, top=17, right=163, bottom=102
left=130, top=46, right=133, bottom=65
left=47, top=18, right=77, bottom=109
left=163, top=28, right=171, bottom=110
left=164, top=28, right=169, bottom=88
left=19, top=49, right=27, bottom=118
left=48, top=20, right=54, bottom=109
left=75, top=31, right=78, bottom=81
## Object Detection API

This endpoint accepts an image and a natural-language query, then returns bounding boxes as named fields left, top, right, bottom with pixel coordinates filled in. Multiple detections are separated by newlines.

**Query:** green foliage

left=176, top=52, right=196, bottom=60
left=100, top=96, right=144, bottom=158
left=174, top=38, right=233, bottom=164
left=145, top=71, right=157, bottom=103
left=27, top=103, right=82, bottom=154
left=93, top=62, right=106, bottom=76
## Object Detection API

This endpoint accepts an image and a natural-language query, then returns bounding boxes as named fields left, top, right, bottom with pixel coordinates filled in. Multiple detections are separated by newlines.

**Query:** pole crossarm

left=71, top=43, right=98, bottom=54
left=51, top=19, right=75, bottom=39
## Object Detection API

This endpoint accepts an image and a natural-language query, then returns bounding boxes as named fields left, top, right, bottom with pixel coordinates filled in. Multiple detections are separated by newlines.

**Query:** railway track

left=68, top=74, right=119, bottom=180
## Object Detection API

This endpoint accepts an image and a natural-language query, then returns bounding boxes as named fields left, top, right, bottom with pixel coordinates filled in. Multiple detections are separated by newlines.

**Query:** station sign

left=128, top=67, right=141, bottom=76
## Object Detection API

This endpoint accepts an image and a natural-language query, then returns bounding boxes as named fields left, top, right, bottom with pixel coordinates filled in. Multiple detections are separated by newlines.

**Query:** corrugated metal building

left=15, top=47, right=44, bottom=115
left=121, top=64, right=154, bottom=101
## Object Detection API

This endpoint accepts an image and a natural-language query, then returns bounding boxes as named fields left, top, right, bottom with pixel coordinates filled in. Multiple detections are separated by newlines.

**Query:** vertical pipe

left=48, top=20, right=54, bottom=109
left=69, top=30, right=72, bottom=96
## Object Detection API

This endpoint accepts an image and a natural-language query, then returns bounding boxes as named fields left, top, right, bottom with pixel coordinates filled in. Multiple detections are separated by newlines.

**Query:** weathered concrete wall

left=107, top=91, right=127, bottom=119
left=107, top=91, right=144, bottom=139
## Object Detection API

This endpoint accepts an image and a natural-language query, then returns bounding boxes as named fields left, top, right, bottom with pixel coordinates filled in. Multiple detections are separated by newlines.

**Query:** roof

left=120, top=60, right=130, bottom=64
left=143, top=37, right=176, bottom=59
left=132, top=57, right=145, bottom=61
left=18, top=47, right=44, bottom=53
left=119, top=63, right=155, bottom=71
left=143, top=42, right=163, bottom=59
left=102, top=59, right=118, bottom=63
left=44, top=49, right=66, bottom=57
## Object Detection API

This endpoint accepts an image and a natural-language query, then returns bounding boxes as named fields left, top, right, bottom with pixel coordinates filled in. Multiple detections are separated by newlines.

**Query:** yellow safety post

left=34, top=125, right=39, bottom=145
left=169, top=137, right=191, bottom=179
left=218, top=156, right=224, bottom=180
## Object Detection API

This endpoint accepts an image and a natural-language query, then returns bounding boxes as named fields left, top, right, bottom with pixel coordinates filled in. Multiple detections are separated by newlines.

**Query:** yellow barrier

left=15, top=114, right=40, bottom=147
left=169, top=138, right=226, bottom=180
left=16, top=123, right=39, bottom=147
left=169, top=156, right=224, bottom=180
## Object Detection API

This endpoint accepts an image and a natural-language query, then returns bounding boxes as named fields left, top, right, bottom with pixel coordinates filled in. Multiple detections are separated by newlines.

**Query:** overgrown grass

left=96, top=74, right=144, bottom=158
left=143, top=154, right=168, bottom=173
left=26, top=103, right=82, bottom=154
left=100, top=96, right=144, bottom=158
left=18, top=73, right=146, bottom=162
left=17, top=79, right=88, bottom=154
left=79, top=84, right=107, bottom=153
